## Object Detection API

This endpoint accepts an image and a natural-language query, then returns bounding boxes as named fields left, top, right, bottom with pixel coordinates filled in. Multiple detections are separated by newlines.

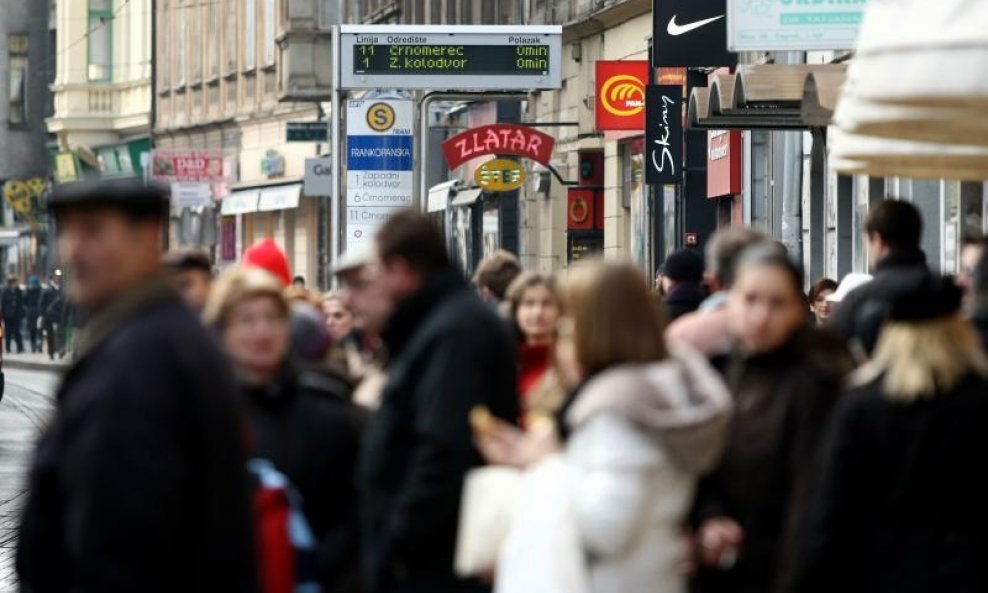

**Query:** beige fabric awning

left=687, top=64, right=847, bottom=130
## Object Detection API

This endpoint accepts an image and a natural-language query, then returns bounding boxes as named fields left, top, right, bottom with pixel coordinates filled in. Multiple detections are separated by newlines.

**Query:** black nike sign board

left=653, top=0, right=738, bottom=67
left=645, top=85, right=684, bottom=185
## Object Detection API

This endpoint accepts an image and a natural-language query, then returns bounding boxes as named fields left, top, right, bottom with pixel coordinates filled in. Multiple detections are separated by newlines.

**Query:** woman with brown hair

left=204, top=267, right=367, bottom=592
left=504, top=272, right=563, bottom=413
left=476, top=260, right=731, bottom=593
left=690, top=246, right=851, bottom=593
left=794, top=273, right=988, bottom=593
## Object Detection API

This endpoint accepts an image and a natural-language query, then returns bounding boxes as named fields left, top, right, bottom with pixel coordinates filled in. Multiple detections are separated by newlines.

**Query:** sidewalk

left=3, top=352, right=71, bottom=373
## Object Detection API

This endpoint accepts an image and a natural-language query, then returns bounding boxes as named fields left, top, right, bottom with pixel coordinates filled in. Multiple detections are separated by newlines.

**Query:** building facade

left=155, top=0, right=333, bottom=286
left=1, top=0, right=53, bottom=277
left=48, top=0, right=152, bottom=185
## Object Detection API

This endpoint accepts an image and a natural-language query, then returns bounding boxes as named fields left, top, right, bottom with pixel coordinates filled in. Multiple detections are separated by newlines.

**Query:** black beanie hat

left=889, top=272, right=962, bottom=322
left=662, top=249, right=704, bottom=283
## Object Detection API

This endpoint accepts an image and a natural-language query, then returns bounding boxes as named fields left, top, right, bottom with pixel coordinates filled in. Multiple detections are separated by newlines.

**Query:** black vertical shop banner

left=652, top=0, right=737, bottom=67
left=645, top=85, right=684, bottom=186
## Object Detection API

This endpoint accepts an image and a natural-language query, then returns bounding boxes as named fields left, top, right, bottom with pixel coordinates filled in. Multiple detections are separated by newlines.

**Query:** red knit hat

left=243, top=238, right=292, bottom=287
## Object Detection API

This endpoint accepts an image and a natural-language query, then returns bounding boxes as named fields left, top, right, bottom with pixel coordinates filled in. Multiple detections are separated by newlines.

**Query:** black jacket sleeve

left=384, top=327, right=513, bottom=561
left=60, top=351, right=193, bottom=593
left=791, top=393, right=873, bottom=593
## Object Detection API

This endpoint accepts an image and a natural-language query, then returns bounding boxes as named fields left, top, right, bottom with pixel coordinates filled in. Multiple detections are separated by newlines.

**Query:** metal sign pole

left=330, top=26, right=342, bottom=287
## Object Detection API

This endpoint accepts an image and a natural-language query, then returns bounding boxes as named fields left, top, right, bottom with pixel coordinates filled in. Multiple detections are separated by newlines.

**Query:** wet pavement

left=0, top=369, right=59, bottom=592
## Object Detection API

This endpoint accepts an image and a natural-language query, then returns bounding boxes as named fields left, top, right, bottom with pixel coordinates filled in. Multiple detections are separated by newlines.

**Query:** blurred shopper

left=24, top=275, right=43, bottom=352
left=795, top=274, right=988, bottom=593
left=831, top=200, right=930, bottom=356
left=17, top=181, right=257, bottom=593
left=324, top=291, right=357, bottom=344
left=477, top=261, right=731, bottom=593
left=808, top=278, right=838, bottom=326
left=2, top=275, right=24, bottom=353
left=39, top=274, right=65, bottom=359
left=244, top=237, right=292, bottom=287
left=334, top=250, right=390, bottom=409
left=691, top=246, right=850, bottom=593
left=661, top=249, right=707, bottom=321
left=205, top=266, right=367, bottom=593
left=472, top=249, right=522, bottom=305
left=971, top=249, right=988, bottom=351
left=163, top=248, right=213, bottom=312
left=293, top=275, right=306, bottom=289
left=505, top=272, right=561, bottom=412
left=359, top=210, right=519, bottom=593
left=666, top=229, right=768, bottom=356
left=958, top=235, right=987, bottom=312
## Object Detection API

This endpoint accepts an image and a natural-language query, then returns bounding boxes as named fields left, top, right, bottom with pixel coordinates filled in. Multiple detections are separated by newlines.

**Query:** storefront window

left=623, top=140, right=652, bottom=278
left=88, top=0, right=113, bottom=82
left=8, top=34, right=28, bottom=125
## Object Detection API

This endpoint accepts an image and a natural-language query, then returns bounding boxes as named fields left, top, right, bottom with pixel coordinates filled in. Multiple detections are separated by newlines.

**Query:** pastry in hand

left=469, top=405, right=495, bottom=437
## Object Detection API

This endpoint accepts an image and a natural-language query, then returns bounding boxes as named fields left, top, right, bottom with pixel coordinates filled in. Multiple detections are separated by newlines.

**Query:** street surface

left=0, top=369, right=59, bottom=593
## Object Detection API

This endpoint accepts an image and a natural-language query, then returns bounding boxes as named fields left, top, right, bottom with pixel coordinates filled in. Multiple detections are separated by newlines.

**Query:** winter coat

left=691, top=329, right=851, bottom=593
left=24, top=284, right=43, bottom=318
left=241, top=363, right=368, bottom=593
left=971, top=309, right=988, bottom=353
left=17, top=279, right=258, bottom=593
left=561, top=344, right=732, bottom=593
left=518, top=342, right=551, bottom=404
left=2, top=285, right=24, bottom=319
left=794, top=371, right=988, bottom=593
left=829, top=250, right=929, bottom=356
left=359, top=270, right=519, bottom=593
left=664, top=282, right=707, bottom=322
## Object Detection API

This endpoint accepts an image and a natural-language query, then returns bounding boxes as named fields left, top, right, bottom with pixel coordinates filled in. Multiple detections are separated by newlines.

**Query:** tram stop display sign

left=340, top=25, right=562, bottom=90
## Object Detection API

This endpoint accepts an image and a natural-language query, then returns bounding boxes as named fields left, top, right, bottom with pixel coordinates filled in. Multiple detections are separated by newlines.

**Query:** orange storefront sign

left=596, top=61, right=649, bottom=131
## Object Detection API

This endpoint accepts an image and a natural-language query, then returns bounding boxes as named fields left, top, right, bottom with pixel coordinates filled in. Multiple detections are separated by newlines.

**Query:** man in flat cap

left=17, top=181, right=258, bottom=593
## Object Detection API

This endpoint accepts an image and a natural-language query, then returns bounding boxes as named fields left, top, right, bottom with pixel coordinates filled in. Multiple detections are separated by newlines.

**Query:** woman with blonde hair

left=794, top=272, right=988, bottom=593
left=475, top=260, right=732, bottom=593
left=504, top=272, right=563, bottom=413
left=204, top=266, right=367, bottom=592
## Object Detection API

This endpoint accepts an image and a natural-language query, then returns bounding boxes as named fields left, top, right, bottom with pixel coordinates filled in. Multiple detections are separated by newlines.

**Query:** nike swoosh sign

left=666, top=14, right=725, bottom=36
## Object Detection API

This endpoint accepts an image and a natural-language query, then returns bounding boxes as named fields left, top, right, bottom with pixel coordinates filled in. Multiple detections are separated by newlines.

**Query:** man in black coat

left=830, top=199, right=930, bottom=356
left=2, top=276, right=25, bottom=353
left=17, top=181, right=258, bottom=593
left=359, top=210, right=519, bottom=593
left=24, top=276, right=44, bottom=352
left=660, top=248, right=707, bottom=321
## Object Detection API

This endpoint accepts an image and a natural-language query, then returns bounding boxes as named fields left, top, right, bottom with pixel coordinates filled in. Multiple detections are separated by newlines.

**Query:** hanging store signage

left=170, top=182, right=213, bottom=208
left=54, top=152, right=80, bottom=184
left=596, top=61, right=649, bottom=131
left=474, top=158, right=526, bottom=192
left=442, top=124, right=555, bottom=170
left=304, top=157, right=333, bottom=196
left=653, top=0, right=737, bottom=67
left=645, top=85, right=684, bottom=185
left=728, top=0, right=867, bottom=51
left=340, top=25, right=562, bottom=90
left=708, top=130, right=743, bottom=197
left=287, top=121, right=329, bottom=143
left=151, top=149, right=226, bottom=182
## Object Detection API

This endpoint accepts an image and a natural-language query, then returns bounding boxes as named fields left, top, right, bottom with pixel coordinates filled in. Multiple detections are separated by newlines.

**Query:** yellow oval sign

left=474, top=158, right=527, bottom=192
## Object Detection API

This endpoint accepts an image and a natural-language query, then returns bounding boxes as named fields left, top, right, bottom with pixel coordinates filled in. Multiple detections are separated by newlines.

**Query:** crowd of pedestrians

left=1, top=272, right=70, bottom=358
left=14, top=179, right=988, bottom=593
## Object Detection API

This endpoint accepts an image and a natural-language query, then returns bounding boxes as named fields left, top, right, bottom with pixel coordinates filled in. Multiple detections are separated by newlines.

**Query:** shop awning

left=450, top=188, right=483, bottom=207
left=828, top=0, right=988, bottom=179
left=687, top=64, right=847, bottom=130
left=428, top=180, right=459, bottom=213
left=221, top=189, right=260, bottom=215
left=258, top=184, right=302, bottom=212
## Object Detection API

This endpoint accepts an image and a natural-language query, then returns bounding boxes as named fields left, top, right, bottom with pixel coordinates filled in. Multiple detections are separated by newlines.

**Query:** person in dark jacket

left=205, top=266, right=367, bottom=592
left=794, top=274, right=988, bottom=593
left=660, top=248, right=707, bottom=321
left=2, top=275, right=25, bottom=353
left=359, top=210, right=520, bottom=593
left=691, top=245, right=851, bottom=593
left=23, top=275, right=44, bottom=352
left=830, top=199, right=930, bottom=357
left=40, top=275, right=69, bottom=359
left=17, top=180, right=258, bottom=593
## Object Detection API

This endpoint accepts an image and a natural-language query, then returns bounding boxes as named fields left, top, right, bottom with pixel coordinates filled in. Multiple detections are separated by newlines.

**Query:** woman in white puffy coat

left=477, top=261, right=732, bottom=593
